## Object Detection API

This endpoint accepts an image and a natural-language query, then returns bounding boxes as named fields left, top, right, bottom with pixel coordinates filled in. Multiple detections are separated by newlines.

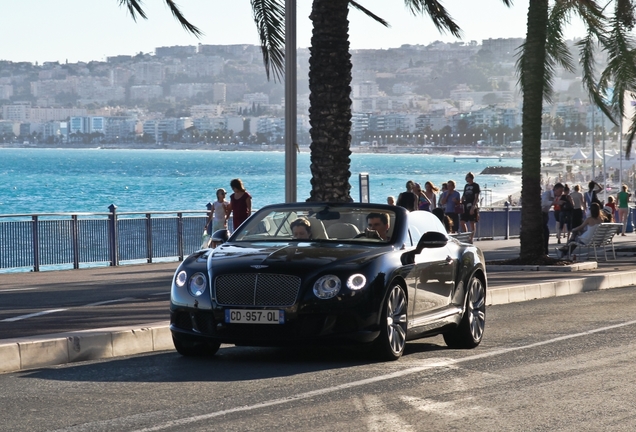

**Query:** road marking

left=1, top=296, right=143, bottom=322
left=1, top=309, right=68, bottom=322
left=48, top=318, right=636, bottom=432
left=355, top=395, right=417, bottom=432
left=126, top=318, right=636, bottom=432
left=0, top=288, right=37, bottom=293
left=85, top=298, right=134, bottom=307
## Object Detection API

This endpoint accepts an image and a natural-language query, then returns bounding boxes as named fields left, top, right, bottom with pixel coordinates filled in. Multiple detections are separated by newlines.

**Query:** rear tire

left=173, top=336, right=221, bottom=357
left=372, top=284, right=408, bottom=361
left=443, top=275, right=485, bottom=349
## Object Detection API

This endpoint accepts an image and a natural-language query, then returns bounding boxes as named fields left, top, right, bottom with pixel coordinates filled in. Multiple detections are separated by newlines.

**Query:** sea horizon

left=0, top=147, right=523, bottom=216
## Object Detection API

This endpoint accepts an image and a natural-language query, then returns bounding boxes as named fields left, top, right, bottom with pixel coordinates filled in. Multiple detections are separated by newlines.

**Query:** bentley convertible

left=170, top=202, right=487, bottom=360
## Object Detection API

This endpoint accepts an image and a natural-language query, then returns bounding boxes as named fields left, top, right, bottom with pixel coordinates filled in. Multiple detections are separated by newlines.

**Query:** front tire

left=443, top=275, right=486, bottom=348
left=173, top=336, right=221, bottom=357
left=372, top=284, right=408, bottom=361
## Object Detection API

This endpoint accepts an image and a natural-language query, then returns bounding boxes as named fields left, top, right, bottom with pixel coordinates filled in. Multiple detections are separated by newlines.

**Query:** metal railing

left=0, top=205, right=209, bottom=272
left=1, top=205, right=632, bottom=272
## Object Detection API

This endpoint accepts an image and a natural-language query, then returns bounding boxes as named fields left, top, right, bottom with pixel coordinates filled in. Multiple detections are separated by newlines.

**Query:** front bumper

left=170, top=305, right=380, bottom=346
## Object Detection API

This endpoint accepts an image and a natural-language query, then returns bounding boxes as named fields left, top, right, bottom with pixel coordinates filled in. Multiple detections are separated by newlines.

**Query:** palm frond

left=604, top=13, right=636, bottom=154
left=164, top=0, right=203, bottom=36
left=615, top=0, right=636, bottom=29
left=251, top=0, right=285, bottom=82
left=626, top=100, right=636, bottom=157
left=349, top=1, right=389, bottom=27
left=118, top=0, right=201, bottom=36
left=403, top=0, right=462, bottom=38
left=118, top=0, right=147, bottom=21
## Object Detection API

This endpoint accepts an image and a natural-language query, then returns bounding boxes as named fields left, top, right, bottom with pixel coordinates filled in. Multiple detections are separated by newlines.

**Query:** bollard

left=108, top=204, right=119, bottom=266
left=504, top=201, right=510, bottom=240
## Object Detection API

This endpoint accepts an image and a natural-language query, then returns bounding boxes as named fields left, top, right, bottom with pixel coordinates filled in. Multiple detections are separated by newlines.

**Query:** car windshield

left=231, top=204, right=398, bottom=243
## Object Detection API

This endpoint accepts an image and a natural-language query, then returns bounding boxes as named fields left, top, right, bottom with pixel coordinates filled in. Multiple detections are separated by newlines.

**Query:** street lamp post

left=284, top=0, right=297, bottom=203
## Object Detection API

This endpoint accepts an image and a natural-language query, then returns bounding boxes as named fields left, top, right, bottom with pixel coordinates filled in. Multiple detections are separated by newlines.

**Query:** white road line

left=0, top=288, right=37, bottom=293
left=126, top=318, right=636, bottom=432
left=1, top=309, right=68, bottom=322
left=1, top=296, right=140, bottom=322
left=85, top=298, right=134, bottom=307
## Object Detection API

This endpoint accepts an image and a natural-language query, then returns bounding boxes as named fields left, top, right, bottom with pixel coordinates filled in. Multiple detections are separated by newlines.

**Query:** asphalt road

left=0, top=262, right=176, bottom=339
left=2, top=286, right=636, bottom=432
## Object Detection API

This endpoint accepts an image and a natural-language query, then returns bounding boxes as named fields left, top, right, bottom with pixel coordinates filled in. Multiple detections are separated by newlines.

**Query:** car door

left=405, top=213, right=457, bottom=326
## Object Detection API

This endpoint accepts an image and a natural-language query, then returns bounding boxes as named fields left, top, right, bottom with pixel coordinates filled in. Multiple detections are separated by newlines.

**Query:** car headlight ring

left=313, top=275, right=341, bottom=299
left=347, top=274, right=367, bottom=290
left=188, top=272, right=207, bottom=297
left=175, top=270, right=187, bottom=287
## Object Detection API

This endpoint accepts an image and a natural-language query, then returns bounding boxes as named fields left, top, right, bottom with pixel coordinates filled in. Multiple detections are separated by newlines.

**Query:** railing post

left=146, top=213, right=153, bottom=263
left=32, top=215, right=40, bottom=272
left=177, top=212, right=184, bottom=261
left=72, top=214, right=80, bottom=269
left=504, top=201, right=510, bottom=240
left=108, top=204, right=119, bottom=267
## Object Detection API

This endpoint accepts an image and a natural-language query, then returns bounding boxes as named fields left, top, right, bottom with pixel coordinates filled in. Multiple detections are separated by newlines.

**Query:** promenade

left=2, top=234, right=636, bottom=374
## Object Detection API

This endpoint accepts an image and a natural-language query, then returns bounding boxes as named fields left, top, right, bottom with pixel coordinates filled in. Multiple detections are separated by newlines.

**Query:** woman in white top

left=205, top=188, right=229, bottom=233
left=555, top=202, right=603, bottom=258
left=423, top=181, right=439, bottom=211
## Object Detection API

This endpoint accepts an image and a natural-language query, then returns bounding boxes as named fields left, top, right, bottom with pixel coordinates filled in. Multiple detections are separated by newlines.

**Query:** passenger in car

left=290, top=218, right=312, bottom=239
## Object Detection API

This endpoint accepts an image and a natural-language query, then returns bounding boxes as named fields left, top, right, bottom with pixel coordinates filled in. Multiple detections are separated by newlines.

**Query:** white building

left=130, top=85, right=163, bottom=101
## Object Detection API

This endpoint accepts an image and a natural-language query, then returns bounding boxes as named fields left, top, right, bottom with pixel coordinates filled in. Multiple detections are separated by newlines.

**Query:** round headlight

left=313, top=275, right=341, bottom=299
left=347, top=274, right=367, bottom=290
left=175, top=270, right=187, bottom=287
left=188, top=272, right=207, bottom=297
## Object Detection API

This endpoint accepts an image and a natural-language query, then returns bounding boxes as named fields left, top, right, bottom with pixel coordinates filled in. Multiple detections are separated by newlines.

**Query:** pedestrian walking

left=439, top=180, right=461, bottom=233
left=541, top=182, right=564, bottom=255
left=460, top=172, right=480, bottom=242
left=617, top=184, right=631, bottom=235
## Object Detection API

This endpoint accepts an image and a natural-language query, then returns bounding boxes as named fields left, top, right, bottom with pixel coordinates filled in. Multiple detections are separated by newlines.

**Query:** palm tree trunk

left=520, top=0, right=550, bottom=262
left=307, top=0, right=353, bottom=202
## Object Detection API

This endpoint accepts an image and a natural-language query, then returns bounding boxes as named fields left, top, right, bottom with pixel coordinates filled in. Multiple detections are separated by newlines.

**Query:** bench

left=566, top=223, right=622, bottom=261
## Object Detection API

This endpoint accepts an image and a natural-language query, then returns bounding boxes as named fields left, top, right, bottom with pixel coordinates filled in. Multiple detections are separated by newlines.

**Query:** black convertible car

left=170, top=202, right=486, bottom=360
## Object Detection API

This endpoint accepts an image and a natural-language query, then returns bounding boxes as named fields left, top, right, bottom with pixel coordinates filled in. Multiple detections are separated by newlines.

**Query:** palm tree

left=119, top=0, right=469, bottom=202
left=517, top=0, right=636, bottom=262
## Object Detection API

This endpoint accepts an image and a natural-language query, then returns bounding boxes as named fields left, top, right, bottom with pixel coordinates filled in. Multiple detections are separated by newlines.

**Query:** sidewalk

left=2, top=234, right=636, bottom=374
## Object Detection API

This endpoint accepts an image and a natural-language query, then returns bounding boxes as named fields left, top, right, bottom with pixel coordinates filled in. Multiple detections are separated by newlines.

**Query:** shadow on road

left=21, top=340, right=450, bottom=383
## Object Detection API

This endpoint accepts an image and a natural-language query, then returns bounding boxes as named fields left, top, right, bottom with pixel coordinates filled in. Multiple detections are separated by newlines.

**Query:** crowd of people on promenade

left=388, top=172, right=482, bottom=243
left=542, top=180, right=632, bottom=258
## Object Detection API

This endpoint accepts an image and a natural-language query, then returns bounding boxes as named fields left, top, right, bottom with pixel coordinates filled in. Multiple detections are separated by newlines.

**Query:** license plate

left=225, top=309, right=285, bottom=324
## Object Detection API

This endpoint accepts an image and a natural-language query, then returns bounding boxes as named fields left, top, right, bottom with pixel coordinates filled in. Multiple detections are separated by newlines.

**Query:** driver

left=366, top=212, right=390, bottom=241
left=290, top=218, right=312, bottom=239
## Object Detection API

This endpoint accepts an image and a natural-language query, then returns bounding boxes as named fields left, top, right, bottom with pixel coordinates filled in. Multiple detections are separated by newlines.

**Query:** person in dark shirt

left=460, top=172, right=481, bottom=243
left=226, top=178, right=252, bottom=232
left=396, top=180, right=418, bottom=211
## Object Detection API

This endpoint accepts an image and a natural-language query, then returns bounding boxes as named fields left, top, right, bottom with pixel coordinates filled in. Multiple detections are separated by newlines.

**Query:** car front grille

left=214, top=273, right=301, bottom=307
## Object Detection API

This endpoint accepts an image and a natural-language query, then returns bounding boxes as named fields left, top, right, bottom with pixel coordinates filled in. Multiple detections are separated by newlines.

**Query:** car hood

left=209, top=241, right=391, bottom=272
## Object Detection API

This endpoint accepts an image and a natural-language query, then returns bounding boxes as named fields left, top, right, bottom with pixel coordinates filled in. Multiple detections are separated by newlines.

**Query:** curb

left=487, top=261, right=598, bottom=272
left=0, top=321, right=171, bottom=374
left=3, top=268, right=636, bottom=374
left=486, top=268, right=636, bottom=306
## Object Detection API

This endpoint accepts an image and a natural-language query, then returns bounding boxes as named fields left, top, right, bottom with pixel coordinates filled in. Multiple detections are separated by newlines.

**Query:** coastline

left=0, top=141, right=523, bottom=157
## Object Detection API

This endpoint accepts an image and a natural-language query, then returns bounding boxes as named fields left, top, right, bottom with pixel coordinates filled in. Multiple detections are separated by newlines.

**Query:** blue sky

left=2, top=0, right=586, bottom=64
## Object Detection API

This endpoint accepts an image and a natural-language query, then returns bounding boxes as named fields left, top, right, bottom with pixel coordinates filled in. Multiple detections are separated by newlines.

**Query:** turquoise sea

left=0, top=148, right=522, bottom=215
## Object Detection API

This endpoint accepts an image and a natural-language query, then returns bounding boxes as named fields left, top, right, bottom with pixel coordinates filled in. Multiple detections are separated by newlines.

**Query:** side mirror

left=415, top=231, right=448, bottom=253
left=211, top=229, right=230, bottom=245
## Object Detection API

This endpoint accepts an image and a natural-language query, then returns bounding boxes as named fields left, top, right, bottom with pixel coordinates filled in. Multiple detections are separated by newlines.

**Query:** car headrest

left=326, top=222, right=360, bottom=239
left=307, top=217, right=328, bottom=240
